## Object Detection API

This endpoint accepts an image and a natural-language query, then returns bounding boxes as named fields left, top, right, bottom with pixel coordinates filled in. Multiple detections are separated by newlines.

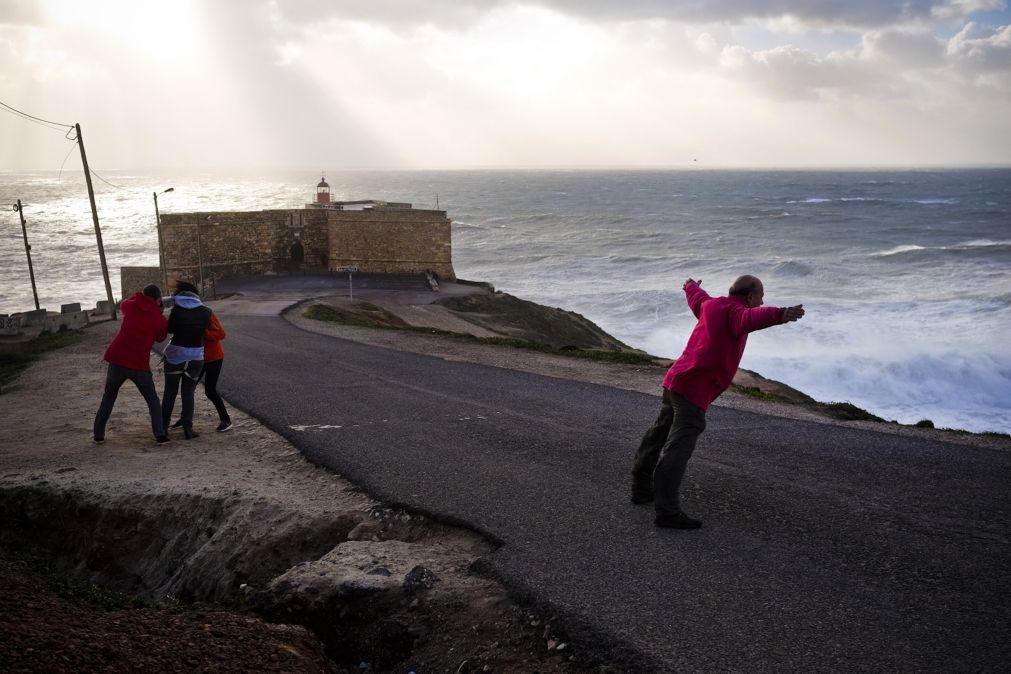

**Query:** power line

left=1, top=104, right=133, bottom=193
left=89, top=168, right=128, bottom=190
left=0, top=99, right=74, bottom=132
left=57, top=142, right=78, bottom=181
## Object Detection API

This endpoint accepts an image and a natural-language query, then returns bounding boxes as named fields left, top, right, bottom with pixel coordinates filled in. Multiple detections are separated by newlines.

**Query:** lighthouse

left=316, top=174, right=331, bottom=205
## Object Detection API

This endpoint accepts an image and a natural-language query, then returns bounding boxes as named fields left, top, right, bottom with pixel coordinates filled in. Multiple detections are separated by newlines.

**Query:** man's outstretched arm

left=731, top=303, right=805, bottom=335
left=683, top=278, right=711, bottom=318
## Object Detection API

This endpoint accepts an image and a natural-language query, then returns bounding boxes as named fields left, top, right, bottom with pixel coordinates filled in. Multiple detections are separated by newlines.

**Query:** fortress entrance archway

left=288, top=240, right=304, bottom=270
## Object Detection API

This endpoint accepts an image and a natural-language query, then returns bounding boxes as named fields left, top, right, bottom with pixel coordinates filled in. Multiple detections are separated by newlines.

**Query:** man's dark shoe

left=93, top=437, right=105, bottom=445
left=630, top=490, right=654, bottom=505
left=170, top=418, right=184, bottom=429
left=654, top=512, right=703, bottom=529
left=155, top=435, right=170, bottom=444
left=216, top=420, right=233, bottom=433
left=184, top=430, right=200, bottom=440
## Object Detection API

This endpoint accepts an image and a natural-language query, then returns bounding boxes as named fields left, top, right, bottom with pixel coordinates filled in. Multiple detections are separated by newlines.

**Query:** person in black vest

left=161, top=280, right=212, bottom=439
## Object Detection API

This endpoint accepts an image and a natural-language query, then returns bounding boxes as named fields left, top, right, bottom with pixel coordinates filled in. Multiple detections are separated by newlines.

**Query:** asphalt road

left=220, top=312, right=1010, bottom=672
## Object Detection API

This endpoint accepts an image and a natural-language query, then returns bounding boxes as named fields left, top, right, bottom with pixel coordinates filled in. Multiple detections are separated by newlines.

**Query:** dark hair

left=142, top=284, right=162, bottom=300
left=729, top=281, right=757, bottom=297
left=173, top=280, right=199, bottom=295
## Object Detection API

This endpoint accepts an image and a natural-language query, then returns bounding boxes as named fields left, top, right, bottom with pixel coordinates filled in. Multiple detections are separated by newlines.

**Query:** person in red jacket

left=171, top=311, right=232, bottom=432
left=93, top=284, right=170, bottom=443
left=631, top=275, right=805, bottom=529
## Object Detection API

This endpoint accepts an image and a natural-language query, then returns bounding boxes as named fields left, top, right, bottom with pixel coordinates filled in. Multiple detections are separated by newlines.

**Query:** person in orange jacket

left=171, top=310, right=232, bottom=432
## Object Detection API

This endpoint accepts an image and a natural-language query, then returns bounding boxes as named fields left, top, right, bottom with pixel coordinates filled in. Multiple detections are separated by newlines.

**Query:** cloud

left=2, top=2, right=1009, bottom=169
left=0, top=0, right=44, bottom=27
left=947, top=22, right=1011, bottom=71
left=266, top=0, right=1008, bottom=29
left=709, top=19, right=1011, bottom=101
left=541, top=0, right=1006, bottom=28
left=862, top=29, right=946, bottom=67
left=718, top=43, right=889, bottom=100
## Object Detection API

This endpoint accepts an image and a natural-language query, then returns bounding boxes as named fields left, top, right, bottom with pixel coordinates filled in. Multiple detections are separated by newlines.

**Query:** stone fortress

left=2, top=178, right=457, bottom=348
left=123, top=177, right=456, bottom=296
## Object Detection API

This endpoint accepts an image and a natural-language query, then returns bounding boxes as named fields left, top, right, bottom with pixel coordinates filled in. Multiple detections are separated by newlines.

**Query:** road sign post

left=334, top=266, right=358, bottom=301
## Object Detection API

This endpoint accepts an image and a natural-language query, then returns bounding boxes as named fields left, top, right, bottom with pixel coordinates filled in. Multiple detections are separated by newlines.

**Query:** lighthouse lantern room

left=316, top=175, right=331, bottom=205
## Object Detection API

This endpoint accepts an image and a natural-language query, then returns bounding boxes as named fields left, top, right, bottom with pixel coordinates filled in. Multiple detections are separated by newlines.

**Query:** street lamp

left=153, top=187, right=174, bottom=291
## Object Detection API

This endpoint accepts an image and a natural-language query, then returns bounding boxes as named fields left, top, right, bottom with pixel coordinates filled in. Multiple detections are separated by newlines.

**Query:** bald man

left=631, top=275, right=805, bottom=529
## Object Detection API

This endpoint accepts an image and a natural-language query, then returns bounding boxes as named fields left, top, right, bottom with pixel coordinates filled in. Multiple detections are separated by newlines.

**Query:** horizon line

left=2, top=163, right=1011, bottom=174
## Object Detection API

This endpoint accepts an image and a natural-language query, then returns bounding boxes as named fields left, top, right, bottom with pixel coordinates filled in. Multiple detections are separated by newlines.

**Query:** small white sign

left=335, top=266, right=359, bottom=272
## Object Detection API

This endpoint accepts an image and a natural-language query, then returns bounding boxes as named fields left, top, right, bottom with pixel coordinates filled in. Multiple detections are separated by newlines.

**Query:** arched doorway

left=289, top=240, right=305, bottom=271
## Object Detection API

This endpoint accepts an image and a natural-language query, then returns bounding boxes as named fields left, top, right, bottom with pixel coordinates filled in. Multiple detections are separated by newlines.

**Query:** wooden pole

left=154, top=191, right=166, bottom=291
left=76, top=123, right=117, bottom=320
left=196, top=222, right=204, bottom=294
left=14, top=200, right=40, bottom=311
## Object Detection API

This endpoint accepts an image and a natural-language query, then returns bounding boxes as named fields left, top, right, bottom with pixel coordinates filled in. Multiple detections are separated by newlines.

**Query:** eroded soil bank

left=0, top=320, right=598, bottom=673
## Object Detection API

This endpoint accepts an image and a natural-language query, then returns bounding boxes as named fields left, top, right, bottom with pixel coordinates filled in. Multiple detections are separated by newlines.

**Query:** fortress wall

left=120, top=266, right=162, bottom=299
left=326, top=209, right=455, bottom=279
left=154, top=206, right=454, bottom=285
left=159, top=210, right=329, bottom=285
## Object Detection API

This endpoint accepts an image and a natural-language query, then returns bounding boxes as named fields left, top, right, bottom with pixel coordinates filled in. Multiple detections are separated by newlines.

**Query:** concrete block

left=21, top=309, right=49, bottom=326
left=61, top=302, right=82, bottom=314
left=0, top=314, right=23, bottom=336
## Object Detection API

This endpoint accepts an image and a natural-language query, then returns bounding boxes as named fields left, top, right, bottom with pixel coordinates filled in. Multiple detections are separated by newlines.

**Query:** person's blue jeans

left=161, top=360, right=204, bottom=434
left=93, top=363, right=165, bottom=440
left=632, top=388, right=707, bottom=515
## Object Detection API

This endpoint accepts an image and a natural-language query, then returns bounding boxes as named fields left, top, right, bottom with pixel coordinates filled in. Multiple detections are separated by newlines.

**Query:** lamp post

left=153, top=187, right=174, bottom=291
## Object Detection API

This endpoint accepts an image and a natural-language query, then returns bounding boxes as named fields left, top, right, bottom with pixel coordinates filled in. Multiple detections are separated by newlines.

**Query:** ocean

left=1, top=168, right=1009, bottom=434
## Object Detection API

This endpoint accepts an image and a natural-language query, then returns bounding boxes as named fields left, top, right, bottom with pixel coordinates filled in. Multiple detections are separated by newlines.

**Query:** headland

left=2, top=277, right=1007, bottom=672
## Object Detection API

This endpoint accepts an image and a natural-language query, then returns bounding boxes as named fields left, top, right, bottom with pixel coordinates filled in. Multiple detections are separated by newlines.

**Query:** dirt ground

left=0, top=555, right=337, bottom=673
left=1, top=290, right=1005, bottom=673
left=0, top=309, right=603, bottom=673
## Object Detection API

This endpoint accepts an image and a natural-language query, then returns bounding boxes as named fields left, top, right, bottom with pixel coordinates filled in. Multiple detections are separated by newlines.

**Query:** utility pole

left=154, top=187, right=174, bottom=291
left=13, top=200, right=40, bottom=311
left=76, top=123, right=117, bottom=320
left=196, top=222, right=205, bottom=294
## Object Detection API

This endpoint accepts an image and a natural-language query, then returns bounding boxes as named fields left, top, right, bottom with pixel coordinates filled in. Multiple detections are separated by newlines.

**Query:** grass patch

left=732, top=385, right=791, bottom=403
left=304, top=303, right=378, bottom=328
left=0, top=547, right=148, bottom=611
left=465, top=334, right=657, bottom=364
left=0, top=329, right=83, bottom=394
left=807, top=401, right=885, bottom=422
left=938, top=428, right=1011, bottom=439
left=305, top=303, right=657, bottom=365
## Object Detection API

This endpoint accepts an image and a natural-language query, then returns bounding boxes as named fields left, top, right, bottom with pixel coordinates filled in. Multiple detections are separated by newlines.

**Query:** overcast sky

left=2, top=0, right=1010, bottom=170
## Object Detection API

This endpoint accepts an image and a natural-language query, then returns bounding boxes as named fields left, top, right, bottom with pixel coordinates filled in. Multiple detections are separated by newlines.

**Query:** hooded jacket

left=203, top=312, right=226, bottom=363
left=103, top=292, right=169, bottom=371
left=164, top=292, right=212, bottom=364
left=663, top=281, right=787, bottom=410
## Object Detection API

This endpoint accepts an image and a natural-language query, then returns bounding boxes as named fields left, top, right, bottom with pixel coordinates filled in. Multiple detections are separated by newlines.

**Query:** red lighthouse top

left=316, top=175, right=331, bottom=204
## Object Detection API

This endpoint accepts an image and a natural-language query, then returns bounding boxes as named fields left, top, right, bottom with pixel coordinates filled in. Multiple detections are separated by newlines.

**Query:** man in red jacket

left=631, top=275, right=805, bottom=529
left=93, top=285, right=170, bottom=443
